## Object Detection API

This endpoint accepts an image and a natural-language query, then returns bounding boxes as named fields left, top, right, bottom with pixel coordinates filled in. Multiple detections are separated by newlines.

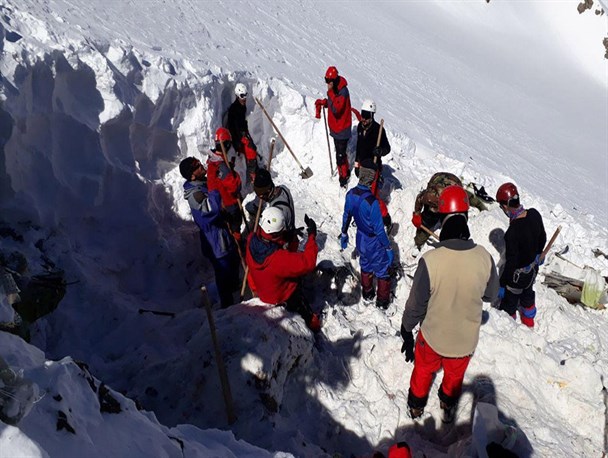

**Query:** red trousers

left=409, top=332, right=471, bottom=403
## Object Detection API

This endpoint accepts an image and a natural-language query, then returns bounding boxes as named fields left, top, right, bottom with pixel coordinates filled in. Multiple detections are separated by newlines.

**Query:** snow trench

left=0, top=27, right=607, bottom=458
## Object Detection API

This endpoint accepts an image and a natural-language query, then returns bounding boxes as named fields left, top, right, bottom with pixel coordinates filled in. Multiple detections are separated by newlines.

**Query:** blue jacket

left=342, top=185, right=391, bottom=276
left=183, top=180, right=233, bottom=259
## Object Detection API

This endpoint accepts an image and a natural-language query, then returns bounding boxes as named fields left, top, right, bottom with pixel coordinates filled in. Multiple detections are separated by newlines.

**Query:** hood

left=183, top=180, right=206, bottom=200
left=337, top=75, right=348, bottom=91
left=249, top=233, right=281, bottom=266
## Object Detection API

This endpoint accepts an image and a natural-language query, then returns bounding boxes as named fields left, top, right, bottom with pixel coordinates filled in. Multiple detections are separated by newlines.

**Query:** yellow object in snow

left=581, top=267, right=606, bottom=309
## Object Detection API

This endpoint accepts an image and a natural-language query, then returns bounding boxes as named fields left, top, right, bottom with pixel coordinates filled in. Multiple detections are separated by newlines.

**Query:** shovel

left=255, top=98, right=313, bottom=179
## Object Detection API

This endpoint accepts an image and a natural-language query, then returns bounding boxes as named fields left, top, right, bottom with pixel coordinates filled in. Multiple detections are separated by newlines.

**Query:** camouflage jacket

left=414, top=172, right=462, bottom=213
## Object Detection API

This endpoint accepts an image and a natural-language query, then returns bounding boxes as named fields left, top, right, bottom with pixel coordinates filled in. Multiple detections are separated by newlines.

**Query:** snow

left=1, top=0, right=607, bottom=457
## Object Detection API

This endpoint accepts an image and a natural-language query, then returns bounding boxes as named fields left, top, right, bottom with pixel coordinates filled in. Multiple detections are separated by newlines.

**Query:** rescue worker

left=401, top=185, right=499, bottom=422
left=180, top=157, right=239, bottom=308
left=354, top=99, right=392, bottom=229
left=315, top=66, right=353, bottom=187
left=245, top=207, right=321, bottom=332
left=224, top=82, right=258, bottom=182
left=207, top=127, right=243, bottom=242
left=496, top=182, right=546, bottom=328
left=340, top=159, right=394, bottom=310
left=253, top=168, right=298, bottom=250
left=411, top=172, right=486, bottom=250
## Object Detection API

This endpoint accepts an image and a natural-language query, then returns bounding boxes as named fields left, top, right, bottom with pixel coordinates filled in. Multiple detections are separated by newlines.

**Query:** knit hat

left=179, top=157, right=200, bottom=180
left=358, top=158, right=377, bottom=187
left=254, top=168, right=274, bottom=196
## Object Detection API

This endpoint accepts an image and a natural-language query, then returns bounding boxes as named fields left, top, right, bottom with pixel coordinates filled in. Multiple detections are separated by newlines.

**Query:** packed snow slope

left=1, top=0, right=607, bottom=457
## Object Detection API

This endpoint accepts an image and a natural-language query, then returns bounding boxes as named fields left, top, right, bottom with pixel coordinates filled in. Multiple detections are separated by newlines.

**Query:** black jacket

left=501, top=208, right=546, bottom=287
left=355, top=119, right=390, bottom=165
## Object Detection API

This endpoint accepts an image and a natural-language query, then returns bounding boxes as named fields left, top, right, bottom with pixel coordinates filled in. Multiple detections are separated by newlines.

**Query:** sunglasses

left=361, top=112, right=372, bottom=120
left=238, top=93, right=248, bottom=99
left=324, top=77, right=334, bottom=84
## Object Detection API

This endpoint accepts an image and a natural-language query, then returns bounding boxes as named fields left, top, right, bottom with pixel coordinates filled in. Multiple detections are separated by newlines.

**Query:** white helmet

left=235, top=83, right=248, bottom=98
left=259, top=207, right=285, bottom=234
left=361, top=99, right=376, bottom=113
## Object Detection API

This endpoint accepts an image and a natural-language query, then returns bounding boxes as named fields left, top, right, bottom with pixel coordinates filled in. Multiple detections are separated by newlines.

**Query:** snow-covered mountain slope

left=1, top=0, right=607, bottom=457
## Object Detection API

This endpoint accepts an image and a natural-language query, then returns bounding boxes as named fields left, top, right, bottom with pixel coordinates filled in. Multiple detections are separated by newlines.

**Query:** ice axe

left=322, top=107, right=334, bottom=176
left=255, top=98, right=313, bottom=179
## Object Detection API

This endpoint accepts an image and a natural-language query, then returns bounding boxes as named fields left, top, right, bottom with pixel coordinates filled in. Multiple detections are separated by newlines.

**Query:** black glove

left=304, top=214, right=317, bottom=236
left=373, top=146, right=384, bottom=158
left=400, top=326, right=415, bottom=363
left=228, top=157, right=236, bottom=172
left=354, top=166, right=360, bottom=177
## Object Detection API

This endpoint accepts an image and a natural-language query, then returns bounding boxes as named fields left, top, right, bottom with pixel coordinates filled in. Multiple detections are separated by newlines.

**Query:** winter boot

left=440, top=401, right=457, bottom=424
left=519, top=304, right=536, bottom=328
left=362, top=288, right=376, bottom=302
left=361, top=271, right=375, bottom=304
left=376, top=277, right=391, bottom=310
left=408, top=406, right=424, bottom=420
left=407, top=389, right=427, bottom=420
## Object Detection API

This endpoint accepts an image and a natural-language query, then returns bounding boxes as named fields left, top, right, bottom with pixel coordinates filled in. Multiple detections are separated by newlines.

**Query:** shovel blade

left=300, top=167, right=314, bottom=179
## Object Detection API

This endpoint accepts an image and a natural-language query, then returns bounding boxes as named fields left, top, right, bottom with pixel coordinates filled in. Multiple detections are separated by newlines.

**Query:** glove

left=386, top=248, right=394, bottom=266
left=228, top=157, right=236, bottom=172
left=304, top=214, right=317, bottom=236
left=373, top=146, right=384, bottom=158
left=315, top=98, right=327, bottom=108
left=400, top=326, right=415, bottom=363
left=315, top=99, right=327, bottom=119
left=535, top=254, right=544, bottom=266
left=340, top=233, right=349, bottom=250
left=411, top=212, right=422, bottom=228
left=498, top=287, right=505, bottom=300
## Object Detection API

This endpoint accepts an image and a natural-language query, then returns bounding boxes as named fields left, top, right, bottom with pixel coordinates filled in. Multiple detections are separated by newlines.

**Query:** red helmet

left=214, top=127, right=231, bottom=143
left=325, top=66, right=338, bottom=80
left=438, top=185, right=469, bottom=213
left=496, top=182, right=519, bottom=206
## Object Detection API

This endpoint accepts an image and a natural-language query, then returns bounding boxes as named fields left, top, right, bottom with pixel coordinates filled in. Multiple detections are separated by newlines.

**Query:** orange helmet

left=214, top=127, right=231, bottom=143
left=325, top=66, right=338, bottom=80
left=496, top=182, right=519, bottom=206
left=438, top=185, right=469, bottom=214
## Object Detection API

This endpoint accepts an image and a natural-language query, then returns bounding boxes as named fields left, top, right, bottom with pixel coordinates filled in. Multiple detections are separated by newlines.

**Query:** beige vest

left=421, top=244, right=494, bottom=357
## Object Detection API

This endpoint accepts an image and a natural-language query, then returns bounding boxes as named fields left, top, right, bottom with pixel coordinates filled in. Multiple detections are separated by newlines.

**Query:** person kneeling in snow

left=401, top=185, right=499, bottom=422
left=496, top=182, right=546, bottom=328
left=245, top=207, right=321, bottom=333
left=180, top=157, right=240, bottom=308
left=340, top=159, right=394, bottom=310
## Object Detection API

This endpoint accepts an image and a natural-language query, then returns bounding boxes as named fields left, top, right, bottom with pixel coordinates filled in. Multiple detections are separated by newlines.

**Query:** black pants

left=499, top=284, right=535, bottom=317
left=200, top=232, right=240, bottom=308
left=282, top=285, right=314, bottom=324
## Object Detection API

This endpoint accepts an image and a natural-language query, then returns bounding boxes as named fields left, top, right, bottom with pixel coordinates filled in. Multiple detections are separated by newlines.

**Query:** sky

left=0, top=0, right=607, bottom=457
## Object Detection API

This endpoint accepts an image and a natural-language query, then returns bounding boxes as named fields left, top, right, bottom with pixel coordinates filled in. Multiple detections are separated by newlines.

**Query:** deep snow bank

left=1, top=1, right=608, bottom=457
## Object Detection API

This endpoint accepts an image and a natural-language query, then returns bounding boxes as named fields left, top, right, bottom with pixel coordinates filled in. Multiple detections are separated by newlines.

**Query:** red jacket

left=206, top=154, right=242, bottom=207
left=246, top=231, right=318, bottom=304
left=327, top=76, right=352, bottom=140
